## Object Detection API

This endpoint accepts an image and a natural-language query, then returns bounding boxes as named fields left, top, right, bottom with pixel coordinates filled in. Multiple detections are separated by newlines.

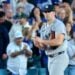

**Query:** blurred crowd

left=0, top=0, right=75, bottom=75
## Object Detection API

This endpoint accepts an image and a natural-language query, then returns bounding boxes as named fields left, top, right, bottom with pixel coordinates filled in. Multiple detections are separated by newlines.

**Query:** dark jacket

left=3, top=20, right=12, bottom=32
left=0, top=24, right=9, bottom=59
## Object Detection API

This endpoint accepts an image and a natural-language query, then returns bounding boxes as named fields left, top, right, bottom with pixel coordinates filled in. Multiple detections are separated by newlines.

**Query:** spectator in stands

left=0, top=7, right=12, bottom=32
left=3, top=17, right=12, bottom=32
left=9, top=14, right=31, bottom=42
left=17, top=0, right=34, bottom=17
left=60, top=2, right=70, bottom=7
left=54, top=3, right=60, bottom=17
left=23, top=27, right=32, bottom=48
left=65, top=25, right=75, bottom=75
left=5, top=9, right=13, bottom=23
left=28, top=7, right=44, bottom=69
left=1, top=1, right=13, bottom=32
left=29, top=6, right=46, bottom=25
left=29, top=7, right=48, bottom=74
left=10, top=0, right=17, bottom=16
left=58, top=5, right=73, bottom=40
left=58, top=7, right=66, bottom=21
left=0, top=11, right=9, bottom=69
left=63, top=0, right=73, bottom=5
left=7, top=31, right=32, bottom=75
left=29, top=7, right=46, bottom=47
left=14, top=3, right=25, bottom=23
left=2, top=1, right=12, bottom=13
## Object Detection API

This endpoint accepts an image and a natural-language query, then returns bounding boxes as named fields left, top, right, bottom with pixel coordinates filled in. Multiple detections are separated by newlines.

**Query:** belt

left=68, top=65, right=75, bottom=67
left=48, top=51, right=65, bottom=58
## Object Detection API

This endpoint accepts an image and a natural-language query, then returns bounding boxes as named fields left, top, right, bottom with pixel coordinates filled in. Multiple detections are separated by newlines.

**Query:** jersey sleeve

left=55, top=21, right=66, bottom=35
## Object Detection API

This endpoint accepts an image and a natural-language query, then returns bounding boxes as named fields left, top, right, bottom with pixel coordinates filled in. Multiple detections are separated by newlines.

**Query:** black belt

left=48, top=51, right=65, bottom=58
left=68, top=65, right=75, bottom=67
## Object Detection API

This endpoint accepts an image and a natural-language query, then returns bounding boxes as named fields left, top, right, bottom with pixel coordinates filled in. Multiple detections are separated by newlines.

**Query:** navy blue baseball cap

left=43, top=5, right=54, bottom=12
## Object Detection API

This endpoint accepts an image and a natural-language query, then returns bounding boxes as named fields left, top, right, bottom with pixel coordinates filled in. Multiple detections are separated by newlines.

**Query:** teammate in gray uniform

left=34, top=5, right=69, bottom=75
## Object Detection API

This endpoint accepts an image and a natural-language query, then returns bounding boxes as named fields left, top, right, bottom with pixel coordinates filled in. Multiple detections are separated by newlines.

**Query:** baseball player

left=34, top=5, right=69, bottom=75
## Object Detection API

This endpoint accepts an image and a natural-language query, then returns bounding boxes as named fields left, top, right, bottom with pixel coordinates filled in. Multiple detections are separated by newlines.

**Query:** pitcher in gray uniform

left=34, top=5, right=69, bottom=75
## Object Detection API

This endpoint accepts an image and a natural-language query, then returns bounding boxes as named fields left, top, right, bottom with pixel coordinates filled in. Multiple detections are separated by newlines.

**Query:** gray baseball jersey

left=40, top=19, right=68, bottom=55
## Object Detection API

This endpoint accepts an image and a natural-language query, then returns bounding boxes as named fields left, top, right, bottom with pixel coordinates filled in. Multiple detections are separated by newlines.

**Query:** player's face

left=45, top=11, right=55, bottom=21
